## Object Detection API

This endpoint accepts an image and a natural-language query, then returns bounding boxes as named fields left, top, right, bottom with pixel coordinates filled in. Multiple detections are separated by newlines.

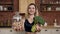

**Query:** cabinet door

left=5, top=29, right=18, bottom=34
left=40, top=29, right=51, bottom=34
left=0, top=29, right=25, bottom=34
left=0, top=29, right=6, bottom=34
left=5, top=29, right=25, bottom=34
left=51, top=29, right=60, bottom=34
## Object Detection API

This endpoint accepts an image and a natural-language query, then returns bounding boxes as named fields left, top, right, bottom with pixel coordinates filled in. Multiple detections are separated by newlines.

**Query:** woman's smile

left=28, top=5, right=35, bottom=15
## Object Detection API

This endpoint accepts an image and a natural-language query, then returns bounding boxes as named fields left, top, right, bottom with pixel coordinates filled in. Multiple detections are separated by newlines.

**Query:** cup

left=4, top=7, right=7, bottom=11
left=47, top=7, right=51, bottom=11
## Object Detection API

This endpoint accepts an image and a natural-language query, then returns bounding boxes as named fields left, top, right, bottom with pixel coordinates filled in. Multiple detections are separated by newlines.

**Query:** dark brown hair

left=27, top=3, right=37, bottom=10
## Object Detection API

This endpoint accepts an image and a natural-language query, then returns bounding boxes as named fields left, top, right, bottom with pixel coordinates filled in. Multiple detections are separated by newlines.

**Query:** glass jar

left=13, top=12, right=22, bottom=22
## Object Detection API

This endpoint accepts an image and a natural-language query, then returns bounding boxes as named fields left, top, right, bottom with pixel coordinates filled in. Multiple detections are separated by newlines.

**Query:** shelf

left=41, top=10, right=60, bottom=12
left=0, top=10, right=13, bottom=12
left=0, top=2, right=13, bottom=5
left=40, top=4, right=60, bottom=6
left=0, top=4, right=13, bottom=5
left=0, top=0, right=19, bottom=28
left=0, top=26, right=11, bottom=28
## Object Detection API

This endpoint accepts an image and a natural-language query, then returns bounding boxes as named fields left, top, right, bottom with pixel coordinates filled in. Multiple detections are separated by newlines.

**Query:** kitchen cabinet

left=37, top=28, right=60, bottom=34
left=0, top=29, right=8, bottom=34
left=0, top=0, right=13, bottom=11
left=0, top=0, right=19, bottom=28
left=51, top=29, right=60, bottom=34
left=0, top=28, right=60, bottom=34
left=40, top=29, right=51, bottom=34
left=0, top=28, right=25, bottom=34
left=35, top=0, right=60, bottom=25
left=36, top=0, right=60, bottom=12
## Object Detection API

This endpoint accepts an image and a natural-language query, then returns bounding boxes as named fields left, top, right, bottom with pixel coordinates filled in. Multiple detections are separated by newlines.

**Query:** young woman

left=12, top=3, right=41, bottom=34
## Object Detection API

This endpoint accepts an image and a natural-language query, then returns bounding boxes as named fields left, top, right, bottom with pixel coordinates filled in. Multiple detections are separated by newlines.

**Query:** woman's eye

left=33, top=8, right=35, bottom=9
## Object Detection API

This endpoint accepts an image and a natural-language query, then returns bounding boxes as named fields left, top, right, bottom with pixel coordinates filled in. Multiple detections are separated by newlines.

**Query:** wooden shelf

left=35, top=0, right=60, bottom=25
left=40, top=0, right=60, bottom=12
left=40, top=10, right=60, bottom=11
left=0, top=1, right=13, bottom=12
left=0, top=0, right=19, bottom=28
left=0, top=26, right=11, bottom=28
left=0, top=2, right=13, bottom=5
left=40, top=11, right=60, bottom=12
left=0, top=10, right=13, bottom=12
left=0, top=0, right=14, bottom=28
left=40, top=4, right=60, bottom=5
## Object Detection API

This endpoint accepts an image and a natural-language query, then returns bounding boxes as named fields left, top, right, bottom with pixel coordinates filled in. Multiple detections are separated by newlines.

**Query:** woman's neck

left=28, top=14, right=34, bottom=19
left=27, top=14, right=34, bottom=24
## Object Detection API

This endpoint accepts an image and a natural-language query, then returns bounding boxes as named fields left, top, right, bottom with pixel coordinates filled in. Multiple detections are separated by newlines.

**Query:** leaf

left=34, top=16, right=45, bottom=25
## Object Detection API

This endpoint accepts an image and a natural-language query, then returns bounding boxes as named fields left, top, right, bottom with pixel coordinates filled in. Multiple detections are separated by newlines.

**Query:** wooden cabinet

left=51, top=29, right=60, bottom=34
left=0, top=0, right=19, bottom=12
left=0, top=0, right=19, bottom=28
left=40, top=0, right=60, bottom=12
left=0, top=0, right=13, bottom=11
left=40, top=29, right=51, bottom=34
left=35, top=0, right=60, bottom=25
left=39, top=28, right=60, bottom=34
left=0, top=28, right=25, bottom=34
left=0, top=28, right=60, bottom=34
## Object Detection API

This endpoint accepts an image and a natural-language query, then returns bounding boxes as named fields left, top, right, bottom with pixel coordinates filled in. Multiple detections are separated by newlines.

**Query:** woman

left=12, top=3, right=41, bottom=34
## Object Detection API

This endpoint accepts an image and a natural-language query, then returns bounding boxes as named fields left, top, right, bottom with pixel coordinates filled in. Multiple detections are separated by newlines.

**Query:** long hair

left=25, top=3, right=39, bottom=18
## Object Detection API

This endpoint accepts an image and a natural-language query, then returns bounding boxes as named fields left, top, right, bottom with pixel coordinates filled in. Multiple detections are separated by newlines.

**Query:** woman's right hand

left=12, top=22, right=24, bottom=31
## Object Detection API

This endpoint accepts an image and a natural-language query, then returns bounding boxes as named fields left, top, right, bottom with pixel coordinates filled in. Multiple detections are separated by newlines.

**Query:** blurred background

left=0, top=0, right=60, bottom=34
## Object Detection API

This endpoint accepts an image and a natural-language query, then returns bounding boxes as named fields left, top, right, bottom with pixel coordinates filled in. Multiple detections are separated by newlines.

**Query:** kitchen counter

left=0, top=25, right=60, bottom=29
left=0, top=26, right=60, bottom=34
left=41, top=25, right=60, bottom=29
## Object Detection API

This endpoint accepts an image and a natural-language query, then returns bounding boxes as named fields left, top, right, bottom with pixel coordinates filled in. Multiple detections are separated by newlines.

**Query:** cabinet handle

left=45, top=30, right=47, bottom=31
left=10, top=30, right=12, bottom=32
left=56, top=30, right=59, bottom=31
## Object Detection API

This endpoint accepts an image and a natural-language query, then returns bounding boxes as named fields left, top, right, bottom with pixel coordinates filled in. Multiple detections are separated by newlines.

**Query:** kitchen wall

left=35, top=0, right=60, bottom=25
left=40, top=12, right=60, bottom=25
left=19, top=0, right=35, bottom=13
left=0, top=0, right=60, bottom=26
left=0, top=0, right=35, bottom=27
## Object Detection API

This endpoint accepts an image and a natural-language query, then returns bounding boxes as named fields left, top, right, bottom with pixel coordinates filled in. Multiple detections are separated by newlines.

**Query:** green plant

left=31, top=16, right=45, bottom=32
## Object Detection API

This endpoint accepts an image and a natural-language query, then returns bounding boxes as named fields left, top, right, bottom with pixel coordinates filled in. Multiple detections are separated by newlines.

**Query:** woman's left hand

left=36, top=24, right=41, bottom=32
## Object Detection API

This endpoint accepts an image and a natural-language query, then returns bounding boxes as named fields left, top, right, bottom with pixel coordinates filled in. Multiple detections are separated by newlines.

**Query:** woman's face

left=28, top=5, right=36, bottom=15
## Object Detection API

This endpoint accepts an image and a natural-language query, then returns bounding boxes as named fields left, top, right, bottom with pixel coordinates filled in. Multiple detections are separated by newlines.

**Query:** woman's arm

left=12, top=19, right=25, bottom=31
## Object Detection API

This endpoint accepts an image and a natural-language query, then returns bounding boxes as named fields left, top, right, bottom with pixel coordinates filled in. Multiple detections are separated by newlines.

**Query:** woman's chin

left=29, top=13, right=34, bottom=15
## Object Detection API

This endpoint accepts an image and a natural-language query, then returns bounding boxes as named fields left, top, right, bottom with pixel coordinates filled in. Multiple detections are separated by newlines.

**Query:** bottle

left=44, top=22, right=47, bottom=27
left=54, top=19, right=57, bottom=26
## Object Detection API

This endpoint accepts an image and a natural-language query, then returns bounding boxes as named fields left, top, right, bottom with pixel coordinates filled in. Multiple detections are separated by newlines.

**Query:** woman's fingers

left=12, top=21, right=24, bottom=31
left=36, top=24, right=41, bottom=32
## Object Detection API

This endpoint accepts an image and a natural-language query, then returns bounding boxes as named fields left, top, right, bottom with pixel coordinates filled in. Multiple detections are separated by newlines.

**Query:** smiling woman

left=12, top=3, right=42, bottom=34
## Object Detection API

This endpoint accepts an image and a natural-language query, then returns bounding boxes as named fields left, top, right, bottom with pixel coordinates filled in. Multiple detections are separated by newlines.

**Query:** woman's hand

left=12, top=22, right=23, bottom=31
left=36, top=24, right=41, bottom=32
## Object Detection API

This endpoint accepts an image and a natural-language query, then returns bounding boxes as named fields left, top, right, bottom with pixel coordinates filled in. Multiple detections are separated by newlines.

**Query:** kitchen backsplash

left=0, top=12, right=15, bottom=27
left=39, top=11, right=60, bottom=25
left=0, top=11, right=60, bottom=27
